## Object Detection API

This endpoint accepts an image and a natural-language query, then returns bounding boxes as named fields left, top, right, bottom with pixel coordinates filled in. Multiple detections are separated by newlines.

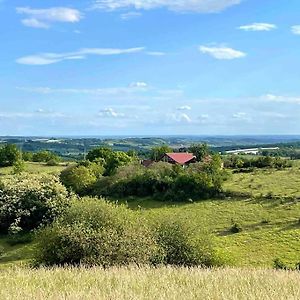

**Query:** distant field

left=0, top=162, right=69, bottom=176
left=0, top=267, right=299, bottom=300
left=224, top=162, right=300, bottom=198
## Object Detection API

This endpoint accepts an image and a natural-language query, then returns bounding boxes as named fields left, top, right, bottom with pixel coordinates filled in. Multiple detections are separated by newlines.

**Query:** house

left=161, top=152, right=196, bottom=165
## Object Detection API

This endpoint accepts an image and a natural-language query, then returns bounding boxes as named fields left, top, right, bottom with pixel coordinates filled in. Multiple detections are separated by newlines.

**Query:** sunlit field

left=0, top=267, right=299, bottom=300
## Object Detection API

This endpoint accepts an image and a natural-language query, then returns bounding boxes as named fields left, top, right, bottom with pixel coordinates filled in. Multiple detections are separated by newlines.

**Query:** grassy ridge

left=125, top=197, right=300, bottom=267
left=0, top=267, right=299, bottom=300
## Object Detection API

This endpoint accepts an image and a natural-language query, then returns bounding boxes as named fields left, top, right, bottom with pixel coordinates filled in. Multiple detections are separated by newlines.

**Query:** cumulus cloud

left=98, top=108, right=125, bottom=118
left=120, top=11, right=142, bottom=20
left=232, top=112, right=251, bottom=121
left=291, top=25, right=300, bottom=35
left=199, top=45, right=246, bottom=60
left=238, top=23, right=277, bottom=31
left=16, top=7, right=82, bottom=29
left=129, top=81, right=148, bottom=88
left=263, top=94, right=300, bottom=105
left=91, top=0, right=241, bottom=13
left=177, top=105, right=191, bottom=111
left=16, top=47, right=145, bottom=65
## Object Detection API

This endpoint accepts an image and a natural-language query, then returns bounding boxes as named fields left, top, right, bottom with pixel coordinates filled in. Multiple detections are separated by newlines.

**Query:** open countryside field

left=0, top=162, right=69, bottom=176
left=224, top=161, right=300, bottom=198
left=0, top=267, right=299, bottom=300
left=0, top=163, right=300, bottom=268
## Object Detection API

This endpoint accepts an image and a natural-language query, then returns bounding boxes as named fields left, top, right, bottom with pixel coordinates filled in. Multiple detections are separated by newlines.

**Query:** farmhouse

left=161, top=153, right=196, bottom=165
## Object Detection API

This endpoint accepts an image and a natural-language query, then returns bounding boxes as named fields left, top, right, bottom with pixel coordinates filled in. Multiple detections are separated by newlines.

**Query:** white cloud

left=98, top=108, right=125, bottom=118
left=291, top=25, right=300, bottom=35
left=120, top=11, right=142, bottom=20
left=146, top=51, right=166, bottom=56
left=238, top=23, right=277, bottom=31
left=91, top=0, right=241, bottom=13
left=199, top=45, right=246, bottom=60
left=129, top=81, right=148, bottom=88
left=177, top=105, right=191, bottom=111
left=264, top=94, right=300, bottom=105
left=16, top=7, right=82, bottom=29
left=232, top=112, right=251, bottom=121
left=16, top=47, right=145, bottom=65
left=167, top=112, right=192, bottom=124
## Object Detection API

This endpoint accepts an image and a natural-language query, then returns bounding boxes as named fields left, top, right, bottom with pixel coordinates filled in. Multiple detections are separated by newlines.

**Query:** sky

left=1, top=0, right=300, bottom=136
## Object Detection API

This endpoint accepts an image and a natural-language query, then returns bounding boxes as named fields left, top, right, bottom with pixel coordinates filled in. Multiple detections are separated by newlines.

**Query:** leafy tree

left=22, top=152, right=33, bottom=161
left=150, top=145, right=173, bottom=161
left=32, top=151, right=60, bottom=163
left=189, top=143, right=210, bottom=162
left=0, top=144, right=21, bottom=167
left=86, top=147, right=113, bottom=162
left=60, top=162, right=104, bottom=195
left=105, top=151, right=133, bottom=175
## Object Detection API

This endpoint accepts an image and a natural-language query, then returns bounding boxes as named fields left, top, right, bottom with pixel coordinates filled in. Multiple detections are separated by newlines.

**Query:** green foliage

left=35, top=198, right=159, bottom=267
left=12, top=160, right=26, bottom=175
left=230, top=223, right=243, bottom=234
left=273, top=258, right=289, bottom=270
left=86, top=147, right=133, bottom=175
left=95, top=158, right=226, bottom=201
left=154, top=218, right=221, bottom=267
left=60, top=162, right=104, bottom=195
left=0, top=174, right=70, bottom=233
left=22, top=152, right=33, bottom=161
left=150, top=145, right=173, bottom=161
left=35, top=198, right=221, bottom=268
left=224, top=155, right=292, bottom=170
left=0, top=144, right=21, bottom=167
left=189, top=143, right=210, bottom=161
left=32, top=151, right=60, bottom=163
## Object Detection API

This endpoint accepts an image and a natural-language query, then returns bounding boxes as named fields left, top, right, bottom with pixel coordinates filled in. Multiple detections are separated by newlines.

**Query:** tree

left=189, top=144, right=210, bottom=162
left=32, top=151, right=60, bottom=163
left=60, top=162, right=104, bottom=195
left=0, top=144, right=21, bottom=167
left=150, top=145, right=173, bottom=161
left=105, top=151, right=133, bottom=175
left=86, top=147, right=113, bottom=162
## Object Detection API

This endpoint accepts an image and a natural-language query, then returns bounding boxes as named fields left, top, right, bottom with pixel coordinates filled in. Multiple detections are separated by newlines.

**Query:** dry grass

left=0, top=266, right=299, bottom=300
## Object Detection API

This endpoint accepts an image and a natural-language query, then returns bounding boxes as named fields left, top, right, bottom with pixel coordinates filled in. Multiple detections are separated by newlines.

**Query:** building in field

left=161, top=153, right=196, bottom=165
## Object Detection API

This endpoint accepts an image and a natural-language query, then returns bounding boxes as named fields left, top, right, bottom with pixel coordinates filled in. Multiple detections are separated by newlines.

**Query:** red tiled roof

left=165, top=153, right=196, bottom=165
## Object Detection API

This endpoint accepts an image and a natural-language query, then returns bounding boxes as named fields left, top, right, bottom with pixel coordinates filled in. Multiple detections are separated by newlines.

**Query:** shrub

left=230, top=223, right=242, bottom=234
left=0, top=174, right=70, bottom=233
left=0, top=144, right=21, bottom=167
left=35, top=198, right=222, bottom=268
left=32, top=151, right=60, bottom=163
left=154, top=218, right=221, bottom=267
left=93, top=159, right=227, bottom=202
left=35, top=198, right=159, bottom=267
left=12, top=160, right=26, bottom=174
left=273, top=258, right=289, bottom=270
left=0, top=246, right=4, bottom=257
left=60, top=162, right=104, bottom=195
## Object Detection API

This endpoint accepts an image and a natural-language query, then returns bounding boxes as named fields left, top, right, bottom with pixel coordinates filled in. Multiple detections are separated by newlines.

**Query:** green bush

left=154, top=218, right=221, bottom=267
left=35, top=198, right=159, bottom=267
left=94, top=158, right=227, bottom=201
left=0, top=174, right=70, bottom=233
left=35, top=198, right=222, bottom=268
left=60, top=162, right=104, bottom=195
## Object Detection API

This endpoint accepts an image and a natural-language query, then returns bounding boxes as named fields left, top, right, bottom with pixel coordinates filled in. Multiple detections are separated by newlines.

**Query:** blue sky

left=1, top=0, right=300, bottom=136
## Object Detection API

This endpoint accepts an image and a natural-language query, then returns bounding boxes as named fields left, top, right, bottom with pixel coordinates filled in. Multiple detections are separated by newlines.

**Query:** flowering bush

left=0, top=174, right=70, bottom=233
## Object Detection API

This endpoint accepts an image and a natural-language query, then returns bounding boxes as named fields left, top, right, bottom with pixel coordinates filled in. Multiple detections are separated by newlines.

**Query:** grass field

left=224, top=162, right=300, bottom=198
left=0, top=266, right=299, bottom=300
left=0, top=162, right=69, bottom=176
left=0, top=165, right=300, bottom=268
